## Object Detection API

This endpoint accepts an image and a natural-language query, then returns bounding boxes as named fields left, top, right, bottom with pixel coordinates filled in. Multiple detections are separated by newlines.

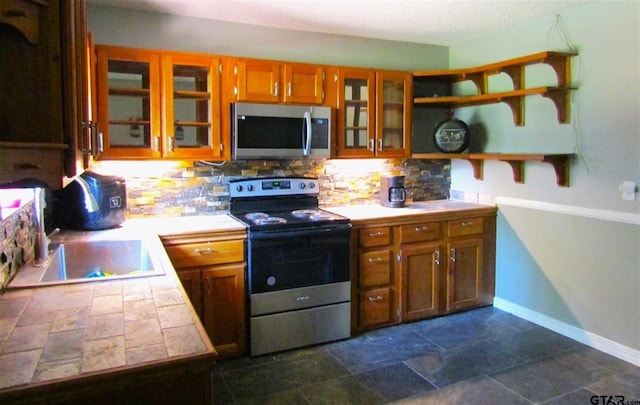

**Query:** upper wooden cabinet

left=336, top=68, right=412, bottom=158
left=233, top=59, right=325, bottom=104
left=0, top=0, right=90, bottom=187
left=94, top=46, right=223, bottom=160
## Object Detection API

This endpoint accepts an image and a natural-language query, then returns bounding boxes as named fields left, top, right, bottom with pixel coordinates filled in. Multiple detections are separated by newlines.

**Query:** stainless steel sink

left=8, top=238, right=166, bottom=288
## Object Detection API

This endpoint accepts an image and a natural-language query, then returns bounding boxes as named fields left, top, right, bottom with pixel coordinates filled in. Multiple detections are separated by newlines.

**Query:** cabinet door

left=359, top=286, right=395, bottom=328
left=176, top=269, right=203, bottom=320
left=336, top=68, right=376, bottom=157
left=446, top=237, right=483, bottom=312
left=375, top=71, right=412, bottom=158
left=283, top=64, right=323, bottom=104
left=162, top=53, right=222, bottom=159
left=401, top=243, right=441, bottom=321
left=202, top=263, right=246, bottom=358
left=95, top=46, right=162, bottom=158
left=0, top=0, right=63, bottom=145
left=235, top=60, right=280, bottom=103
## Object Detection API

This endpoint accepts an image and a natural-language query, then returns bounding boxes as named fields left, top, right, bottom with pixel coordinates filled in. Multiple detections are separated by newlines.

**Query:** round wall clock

left=433, top=117, right=470, bottom=153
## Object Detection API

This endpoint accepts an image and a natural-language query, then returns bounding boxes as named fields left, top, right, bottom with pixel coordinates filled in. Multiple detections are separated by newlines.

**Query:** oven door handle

left=249, top=224, right=351, bottom=240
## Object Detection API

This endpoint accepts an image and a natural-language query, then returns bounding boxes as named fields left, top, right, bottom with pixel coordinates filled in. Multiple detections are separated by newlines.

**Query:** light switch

left=620, top=181, right=637, bottom=201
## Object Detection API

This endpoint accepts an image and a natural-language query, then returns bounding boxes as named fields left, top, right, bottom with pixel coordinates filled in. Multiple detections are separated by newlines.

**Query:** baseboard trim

left=495, top=196, right=640, bottom=225
left=493, top=297, right=640, bottom=367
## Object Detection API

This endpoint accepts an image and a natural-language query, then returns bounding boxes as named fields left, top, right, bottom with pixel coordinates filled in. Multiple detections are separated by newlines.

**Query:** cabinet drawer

left=359, top=227, right=391, bottom=247
left=165, top=239, right=244, bottom=268
left=400, top=222, right=441, bottom=243
left=359, top=250, right=393, bottom=288
left=447, top=217, right=484, bottom=238
left=0, top=147, right=64, bottom=189
left=359, top=287, right=393, bottom=326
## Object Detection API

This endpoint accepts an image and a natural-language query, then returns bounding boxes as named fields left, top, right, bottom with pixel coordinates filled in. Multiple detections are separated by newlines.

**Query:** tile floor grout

left=213, top=307, right=640, bottom=404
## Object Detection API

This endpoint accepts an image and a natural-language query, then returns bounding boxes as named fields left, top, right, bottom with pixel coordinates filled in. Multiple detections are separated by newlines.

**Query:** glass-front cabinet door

left=162, top=54, right=221, bottom=159
left=336, top=68, right=411, bottom=158
left=96, top=47, right=161, bottom=159
left=375, top=71, right=412, bottom=158
left=95, top=46, right=221, bottom=160
left=337, top=68, right=376, bottom=157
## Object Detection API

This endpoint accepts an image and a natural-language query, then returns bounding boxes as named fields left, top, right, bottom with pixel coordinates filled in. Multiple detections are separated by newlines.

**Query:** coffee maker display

left=380, top=175, right=406, bottom=208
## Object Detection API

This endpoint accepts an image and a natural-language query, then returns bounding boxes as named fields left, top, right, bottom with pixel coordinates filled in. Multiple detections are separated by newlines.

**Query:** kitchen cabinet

left=233, top=59, right=325, bottom=104
left=336, top=68, right=412, bottom=158
left=356, top=226, right=399, bottom=329
left=351, top=209, right=495, bottom=333
left=162, top=232, right=246, bottom=358
left=0, top=0, right=89, bottom=187
left=445, top=217, right=485, bottom=312
left=399, top=221, right=443, bottom=321
left=94, top=46, right=223, bottom=160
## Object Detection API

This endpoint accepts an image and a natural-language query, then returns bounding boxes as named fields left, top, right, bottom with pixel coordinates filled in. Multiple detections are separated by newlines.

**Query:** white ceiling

left=87, top=0, right=596, bottom=46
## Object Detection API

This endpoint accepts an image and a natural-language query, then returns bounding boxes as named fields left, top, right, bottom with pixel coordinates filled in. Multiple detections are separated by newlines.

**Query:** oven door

left=247, top=224, right=351, bottom=294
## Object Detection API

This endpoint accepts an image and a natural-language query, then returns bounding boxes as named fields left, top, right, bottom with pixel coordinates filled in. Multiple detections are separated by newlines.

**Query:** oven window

left=248, top=227, right=350, bottom=293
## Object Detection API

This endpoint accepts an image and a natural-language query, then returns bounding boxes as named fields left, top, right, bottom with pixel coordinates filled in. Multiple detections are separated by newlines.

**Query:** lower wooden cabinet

left=163, top=232, right=246, bottom=358
left=352, top=209, right=496, bottom=333
left=201, top=264, right=245, bottom=356
left=401, top=242, right=441, bottom=321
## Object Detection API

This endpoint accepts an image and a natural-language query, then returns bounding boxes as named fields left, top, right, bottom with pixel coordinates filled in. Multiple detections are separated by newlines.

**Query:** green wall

left=88, top=5, right=448, bottom=70
left=448, top=1, right=639, bottom=361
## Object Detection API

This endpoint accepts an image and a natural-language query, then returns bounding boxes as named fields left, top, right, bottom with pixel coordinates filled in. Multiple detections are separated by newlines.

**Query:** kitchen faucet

left=33, top=187, right=59, bottom=266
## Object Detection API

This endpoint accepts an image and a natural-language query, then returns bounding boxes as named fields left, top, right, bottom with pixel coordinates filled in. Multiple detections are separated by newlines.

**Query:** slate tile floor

left=213, top=307, right=640, bottom=404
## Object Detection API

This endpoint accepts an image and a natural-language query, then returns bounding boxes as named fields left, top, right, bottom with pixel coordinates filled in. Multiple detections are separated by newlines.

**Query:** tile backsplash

left=92, top=158, right=451, bottom=217
left=0, top=200, right=36, bottom=290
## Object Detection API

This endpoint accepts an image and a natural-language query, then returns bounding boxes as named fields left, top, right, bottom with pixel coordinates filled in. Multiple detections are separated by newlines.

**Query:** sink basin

left=8, top=238, right=166, bottom=288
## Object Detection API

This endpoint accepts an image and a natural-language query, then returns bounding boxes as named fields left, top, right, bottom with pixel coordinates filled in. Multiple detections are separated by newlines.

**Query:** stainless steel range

left=228, top=177, right=352, bottom=356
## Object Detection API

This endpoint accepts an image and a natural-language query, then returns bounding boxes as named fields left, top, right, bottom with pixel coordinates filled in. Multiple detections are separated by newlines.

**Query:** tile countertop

left=0, top=214, right=245, bottom=394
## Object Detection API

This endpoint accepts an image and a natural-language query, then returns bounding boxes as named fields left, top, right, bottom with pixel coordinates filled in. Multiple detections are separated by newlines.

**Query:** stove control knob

left=236, top=185, right=243, bottom=192
left=308, top=182, right=316, bottom=189
left=247, top=185, right=254, bottom=191
left=299, top=183, right=306, bottom=189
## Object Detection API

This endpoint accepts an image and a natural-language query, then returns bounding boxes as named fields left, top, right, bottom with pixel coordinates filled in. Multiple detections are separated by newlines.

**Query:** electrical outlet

left=620, top=181, right=637, bottom=201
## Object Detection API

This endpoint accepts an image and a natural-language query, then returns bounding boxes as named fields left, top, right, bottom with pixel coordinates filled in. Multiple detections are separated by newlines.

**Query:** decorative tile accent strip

left=91, top=158, right=450, bottom=217
left=0, top=201, right=36, bottom=290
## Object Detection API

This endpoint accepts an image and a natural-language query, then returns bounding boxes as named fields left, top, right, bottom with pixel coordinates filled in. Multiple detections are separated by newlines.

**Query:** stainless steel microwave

left=232, top=102, right=333, bottom=159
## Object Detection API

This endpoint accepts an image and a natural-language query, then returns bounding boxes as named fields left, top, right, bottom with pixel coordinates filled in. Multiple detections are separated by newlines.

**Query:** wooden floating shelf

left=413, top=51, right=578, bottom=126
left=412, top=153, right=572, bottom=187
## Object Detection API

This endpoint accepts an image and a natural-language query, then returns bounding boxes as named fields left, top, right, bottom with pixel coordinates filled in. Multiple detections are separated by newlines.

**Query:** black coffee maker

left=380, top=175, right=406, bottom=208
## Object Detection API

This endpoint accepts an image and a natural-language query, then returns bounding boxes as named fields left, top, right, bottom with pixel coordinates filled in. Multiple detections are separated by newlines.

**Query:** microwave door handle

left=302, top=111, right=312, bottom=156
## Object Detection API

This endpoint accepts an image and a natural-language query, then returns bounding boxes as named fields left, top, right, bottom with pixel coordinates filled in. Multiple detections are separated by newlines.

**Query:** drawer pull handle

left=435, top=250, right=440, bottom=265
left=296, top=296, right=309, bottom=301
left=195, top=248, right=214, bottom=255
left=368, top=257, right=384, bottom=263
left=3, top=10, right=28, bottom=18
left=368, top=231, right=385, bottom=237
left=414, top=226, right=429, bottom=232
left=461, top=221, right=474, bottom=226
left=368, top=295, right=383, bottom=302
left=14, top=162, right=41, bottom=170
